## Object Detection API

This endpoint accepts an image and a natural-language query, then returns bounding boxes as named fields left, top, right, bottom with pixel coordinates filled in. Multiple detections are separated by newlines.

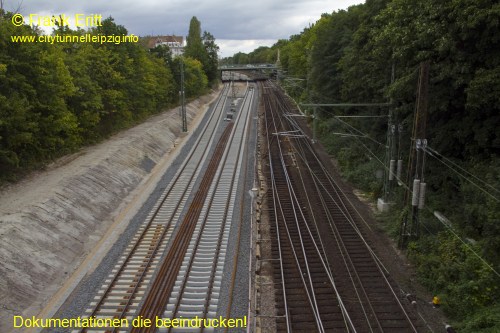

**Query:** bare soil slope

left=0, top=88, right=221, bottom=331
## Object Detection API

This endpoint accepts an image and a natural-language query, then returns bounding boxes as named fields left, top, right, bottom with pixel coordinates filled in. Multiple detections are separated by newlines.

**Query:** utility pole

left=381, top=63, right=399, bottom=208
left=382, top=123, right=396, bottom=202
left=399, top=61, right=430, bottom=248
left=180, top=59, right=187, bottom=132
left=312, top=107, right=317, bottom=143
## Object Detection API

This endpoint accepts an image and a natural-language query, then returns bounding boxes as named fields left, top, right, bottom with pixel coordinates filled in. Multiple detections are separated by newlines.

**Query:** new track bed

left=76, top=83, right=255, bottom=333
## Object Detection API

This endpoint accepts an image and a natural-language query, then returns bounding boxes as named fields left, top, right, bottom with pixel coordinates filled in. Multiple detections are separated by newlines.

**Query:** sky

left=10, top=0, right=364, bottom=57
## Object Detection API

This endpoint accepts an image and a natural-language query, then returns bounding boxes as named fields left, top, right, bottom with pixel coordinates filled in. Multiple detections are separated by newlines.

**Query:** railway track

left=76, top=83, right=255, bottom=333
left=155, top=85, right=255, bottom=331
left=260, top=81, right=422, bottom=332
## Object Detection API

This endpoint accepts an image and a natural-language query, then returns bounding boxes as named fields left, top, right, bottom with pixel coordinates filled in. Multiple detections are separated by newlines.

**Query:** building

left=148, top=35, right=184, bottom=57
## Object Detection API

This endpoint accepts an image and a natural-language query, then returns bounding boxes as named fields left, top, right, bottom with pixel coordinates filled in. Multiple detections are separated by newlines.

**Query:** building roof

left=147, top=35, right=184, bottom=49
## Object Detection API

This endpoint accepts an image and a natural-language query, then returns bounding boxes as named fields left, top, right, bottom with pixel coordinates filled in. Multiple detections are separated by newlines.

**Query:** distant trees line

left=225, top=0, right=500, bottom=331
left=0, top=12, right=219, bottom=180
left=220, top=46, right=276, bottom=65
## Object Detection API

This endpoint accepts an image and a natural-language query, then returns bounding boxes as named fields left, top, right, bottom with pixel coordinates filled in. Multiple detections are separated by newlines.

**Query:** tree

left=184, top=16, right=219, bottom=84
left=0, top=11, right=180, bottom=179
left=181, top=57, right=208, bottom=97
left=230, top=2, right=500, bottom=330
left=202, top=31, right=219, bottom=83
left=184, top=16, right=207, bottom=64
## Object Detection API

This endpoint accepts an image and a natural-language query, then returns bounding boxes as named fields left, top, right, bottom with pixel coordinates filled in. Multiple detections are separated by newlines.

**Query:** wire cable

left=333, top=116, right=388, bottom=148
left=428, top=209, right=500, bottom=278
left=423, top=146, right=499, bottom=202
left=426, top=146, right=500, bottom=195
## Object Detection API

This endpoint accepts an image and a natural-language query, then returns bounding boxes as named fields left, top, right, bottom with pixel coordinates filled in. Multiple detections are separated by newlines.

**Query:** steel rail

left=266, top=84, right=356, bottom=332
left=166, top=86, right=255, bottom=331
left=78, top=84, right=231, bottom=333
left=262, top=82, right=292, bottom=333
left=277, top=82, right=419, bottom=332
left=299, top=139, right=417, bottom=332
left=264, top=82, right=344, bottom=332
left=130, top=122, right=235, bottom=333
left=285, top=112, right=378, bottom=331
left=223, top=84, right=256, bottom=333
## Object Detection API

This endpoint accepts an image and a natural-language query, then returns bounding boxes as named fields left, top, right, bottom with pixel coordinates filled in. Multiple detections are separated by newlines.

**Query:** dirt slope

left=0, top=88, right=221, bottom=331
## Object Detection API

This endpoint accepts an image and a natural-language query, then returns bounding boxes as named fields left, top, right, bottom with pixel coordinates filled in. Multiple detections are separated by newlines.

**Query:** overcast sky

left=12, top=0, right=364, bottom=57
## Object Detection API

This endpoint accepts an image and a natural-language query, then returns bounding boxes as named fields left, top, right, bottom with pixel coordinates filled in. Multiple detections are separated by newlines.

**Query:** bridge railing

left=218, top=64, right=278, bottom=70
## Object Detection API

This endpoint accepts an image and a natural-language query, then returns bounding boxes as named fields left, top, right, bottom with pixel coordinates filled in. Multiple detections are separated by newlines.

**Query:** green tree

left=232, top=52, right=249, bottom=64
left=184, top=16, right=207, bottom=64
left=182, top=57, right=208, bottom=97
left=248, top=46, right=276, bottom=64
left=184, top=17, right=219, bottom=84
left=65, top=42, right=104, bottom=143
left=232, top=1, right=500, bottom=330
left=0, top=11, right=182, bottom=179
left=202, top=31, right=219, bottom=83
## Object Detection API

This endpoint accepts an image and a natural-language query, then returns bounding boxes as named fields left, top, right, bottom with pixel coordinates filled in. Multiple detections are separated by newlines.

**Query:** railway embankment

left=0, top=87, right=222, bottom=332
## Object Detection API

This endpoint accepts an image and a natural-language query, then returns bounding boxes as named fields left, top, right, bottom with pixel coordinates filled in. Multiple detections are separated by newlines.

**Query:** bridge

left=218, top=63, right=279, bottom=71
left=219, top=63, right=279, bottom=81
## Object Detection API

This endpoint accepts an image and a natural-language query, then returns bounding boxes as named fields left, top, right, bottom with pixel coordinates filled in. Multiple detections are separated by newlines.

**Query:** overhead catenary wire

left=328, top=132, right=372, bottom=138
left=422, top=146, right=500, bottom=202
left=281, top=78, right=500, bottom=278
left=341, top=125, right=500, bottom=278
left=333, top=115, right=389, bottom=118
left=286, top=96, right=401, bottom=273
left=338, top=123, right=500, bottom=278
left=266, top=82, right=329, bottom=331
left=282, top=103, right=418, bottom=332
left=264, top=83, right=356, bottom=331
left=332, top=116, right=388, bottom=148
left=336, top=121, right=402, bottom=186
left=297, top=86, right=413, bottom=195
left=429, top=209, right=500, bottom=279
left=282, top=83, right=500, bottom=282
left=426, top=146, right=500, bottom=195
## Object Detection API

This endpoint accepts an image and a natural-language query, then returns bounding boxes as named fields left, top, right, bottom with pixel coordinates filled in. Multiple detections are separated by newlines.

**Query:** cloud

left=17, top=0, right=364, bottom=55
left=217, top=39, right=277, bottom=58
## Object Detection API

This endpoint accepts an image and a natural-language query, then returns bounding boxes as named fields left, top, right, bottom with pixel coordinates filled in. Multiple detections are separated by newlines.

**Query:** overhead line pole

left=399, top=61, right=430, bottom=248
left=382, top=62, right=397, bottom=207
left=180, top=58, right=187, bottom=132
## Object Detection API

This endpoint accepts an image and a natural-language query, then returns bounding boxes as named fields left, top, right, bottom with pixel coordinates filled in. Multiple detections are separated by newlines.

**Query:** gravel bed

left=42, top=95, right=220, bottom=333
left=216, top=84, right=258, bottom=332
left=43, top=84, right=258, bottom=333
